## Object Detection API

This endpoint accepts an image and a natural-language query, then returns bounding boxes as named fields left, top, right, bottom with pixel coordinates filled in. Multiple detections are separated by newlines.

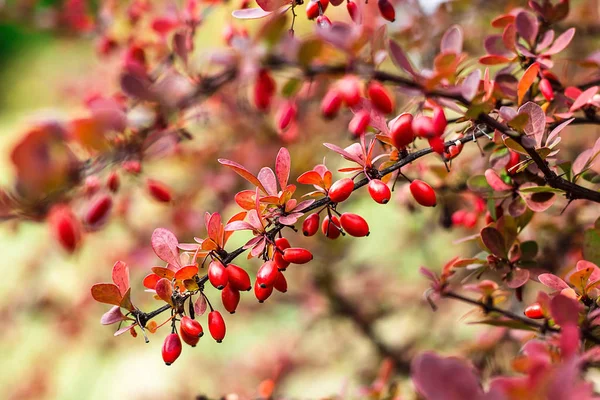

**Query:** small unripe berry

left=412, top=115, right=436, bottom=138
left=378, top=0, right=395, bottom=22
left=221, top=284, right=241, bottom=314
left=524, top=303, right=544, bottom=319
left=322, top=215, right=342, bottom=239
left=409, top=180, right=437, bottom=207
left=321, top=89, right=343, bottom=119
left=85, top=194, right=113, bottom=225
left=390, top=113, right=414, bottom=149
left=256, top=261, right=278, bottom=288
left=273, top=237, right=291, bottom=271
left=162, top=333, right=182, bottom=365
left=302, top=213, right=320, bottom=236
left=227, top=264, right=252, bottom=291
left=208, top=260, right=229, bottom=290
left=254, top=280, right=274, bottom=303
left=368, top=179, right=391, bottom=204
left=208, top=311, right=226, bottom=343
left=328, top=178, right=354, bottom=203
left=254, top=69, right=276, bottom=111
left=306, top=0, right=328, bottom=20
left=273, top=271, right=287, bottom=293
left=49, top=205, right=81, bottom=253
left=348, top=110, right=371, bottom=137
left=282, top=248, right=313, bottom=264
left=146, top=179, right=173, bottom=203
left=340, top=213, right=370, bottom=237
left=180, top=326, right=200, bottom=347
left=180, top=316, right=203, bottom=338
left=539, top=78, right=554, bottom=102
left=367, top=81, right=394, bottom=114
left=107, top=171, right=120, bottom=193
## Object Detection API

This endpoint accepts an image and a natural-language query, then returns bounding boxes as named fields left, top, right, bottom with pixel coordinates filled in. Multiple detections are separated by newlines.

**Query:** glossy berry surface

left=368, top=179, right=391, bottom=204
left=409, top=180, right=437, bottom=207
left=524, top=303, right=544, bottom=319
left=322, top=215, right=342, bottom=239
left=227, top=264, right=252, bottom=291
left=328, top=178, right=354, bottom=203
left=282, top=248, right=314, bottom=264
left=340, top=213, right=370, bottom=237
left=302, top=213, right=320, bottom=236
left=180, top=316, right=203, bottom=338
left=390, top=113, right=414, bottom=149
left=256, top=261, right=278, bottom=288
left=221, top=284, right=241, bottom=314
left=208, top=260, right=229, bottom=290
left=162, top=333, right=182, bottom=365
left=208, top=311, right=226, bottom=342
left=367, top=81, right=394, bottom=114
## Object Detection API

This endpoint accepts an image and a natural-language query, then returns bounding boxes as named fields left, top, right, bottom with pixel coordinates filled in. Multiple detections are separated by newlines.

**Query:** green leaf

left=281, top=78, right=302, bottom=98
left=298, top=38, right=323, bottom=68
left=584, top=227, right=600, bottom=266
left=518, top=186, right=564, bottom=193
left=508, top=113, right=529, bottom=131
left=520, top=240, right=538, bottom=261
left=467, top=175, right=491, bottom=193
left=557, top=161, right=572, bottom=182
left=469, top=318, right=536, bottom=331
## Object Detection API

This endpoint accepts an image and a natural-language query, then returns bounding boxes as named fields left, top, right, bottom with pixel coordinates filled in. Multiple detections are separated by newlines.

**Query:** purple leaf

left=498, top=106, right=517, bottom=122
left=507, top=268, right=530, bottom=288
left=101, top=306, right=127, bottom=325
left=151, top=228, right=182, bottom=269
left=389, top=40, right=417, bottom=77
left=550, top=294, right=581, bottom=326
left=544, top=28, right=575, bottom=55
left=515, top=11, right=539, bottom=46
left=279, top=212, right=303, bottom=225
left=120, top=72, right=154, bottom=101
left=481, top=227, right=507, bottom=258
left=546, top=118, right=574, bottom=144
left=441, top=25, right=463, bottom=54
left=257, top=167, right=278, bottom=196
left=232, top=7, right=272, bottom=19
left=484, top=35, right=511, bottom=56
left=484, top=169, right=512, bottom=191
left=323, top=143, right=363, bottom=164
left=519, top=184, right=556, bottom=212
left=462, top=69, right=481, bottom=101
left=538, top=273, right=569, bottom=291
left=114, top=323, right=137, bottom=337
left=172, top=31, right=188, bottom=64
left=194, top=295, right=207, bottom=317
left=275, top=147, right=290, bottom=189
left=536, top=30, right=555, bottom=51
left=572, top=149, right=593, bottom=177
left=518, top=102, right=545, bottom=146
left=224, top=220, right=255, bottom=231
left=293, top=199, right=315, bottom=212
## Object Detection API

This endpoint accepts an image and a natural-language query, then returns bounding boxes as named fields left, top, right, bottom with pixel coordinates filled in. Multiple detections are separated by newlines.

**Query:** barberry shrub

left=2, top=0, right=600, bottom=398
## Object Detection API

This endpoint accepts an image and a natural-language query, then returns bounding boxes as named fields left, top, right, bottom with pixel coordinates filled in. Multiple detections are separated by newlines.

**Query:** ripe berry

left=428, top=137, right=445, bottom=155
left=368, top=179, right=391, bottom=204
left=221, top=284, right=241, bottom=314
left=208, top=311, right=226, bottom=343
left=273, top=237, right=291, bottom=271
left=277, top=101, right=297, bottom=131
left=412, top=115, right=435, bottom=138
left=306, top=0, right=328, bottom=20
left=147, top=179, right=173, bottom=203
left=49, top=205, right=81, bottom=253
left=348, top=110, right=370, bottom=137
left=445, top=142, right=463, bottom=160
left=462, top=212, right=477, bottom=228
left=180, top=316, right=203, bottom=338
left=85, top=194, right=113, bottom=225
left=347, top=1, right=359, bottom=23
left=337, top=75, right=361, bottom=107
left=273, top=271, right=287, bottom=293
left=409, top=180, right=437, bottom=207
left=524, top=303, right=544, bottom=319
left=208, top=260, right=229, bottom=290
left=122, top=160, right=142, bottom=175
left=390, top=113, right=414, bottom=149
left=254, top=69, right=276, bottom=111
left=227, top=264, right=252, bottom=291
left=107, top=171, right=120, bottom=193
left=367, top=81, right=394, bottom=114
left=539, top=78, right=554, bottom=102
left=377, top=0, right=395, bottom=22
left=302, top=213, right=320, bottom=237
left=328, top=178, right=354, bottom=203
left=180, top=326, right=200, bottom=347
left=432, top=107, right=447, bottom=137
left=321, top=89, right=343, bottom=119
left=256, top=261, right=278, bottom=288
left=340, top=213, right=370, bottom=237
left=254, top=280, right=274, bottom=303
left=316, top=15, right=331, bottom=28
left=282, top=248, right=313, bottom=264
left=162, top=333, right=182, bottom=365
left=451, top=210, right=466, bottom=226
left=322, top=215, right=342, bottom=239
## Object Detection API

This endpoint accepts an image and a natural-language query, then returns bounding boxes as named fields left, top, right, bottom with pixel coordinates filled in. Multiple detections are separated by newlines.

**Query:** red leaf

left=235, top=190, right=257, bottom=210
left=155, top=278, right=174, bottom=305
left=538, top=273, right=569, bottom=291
left=257, top=167, right=278, bottom=195
left=507, top=268, right=530, bottom=288
left=518, top=102, right=545, bottom=146
left=484, top=169, right=512, bottom=191
left=207, top=213, right=222, bottom=244
left=297, top=171, right=324, bottom=186
left=547, top=118, right=574, bottom=144
left=256, top=0, right=289, bottom=11
left=461, top=69, right=481, bottom=101
left=550, top=294, right=581, bottom=326
left=143, top=273, right=161, bottom=289
left=225, top=220, right=255, bottom=231
left=481, top=227, right=507, bottom=258
left=389, top=40, right=417, bottom=77
left=479, top=55, right=511, bottom=65
left=570, top=86, right=598, bottom=112
left=91, top=283, right=123, bottom=306
left=440, top=25, right=463, bottom=54
left=174, top=265, right=199, bottom=280
left=544, top=28, right=575, bottom=55
left=151, top=228, right=182, bottom=269
left=515, top=11, right=538, bottom=45
left=218, top=158, right=266, bottom=192
left=101, top=306, right=127, bottom=325
left=275, top=147, right=290, bottom=189
left=111, top=261, right=130, bottom=296
left=323, top=143, right=362, bottom=164
left=151, top=267, right=175, bottom=280
left=194, top=295, right=207, bottom=317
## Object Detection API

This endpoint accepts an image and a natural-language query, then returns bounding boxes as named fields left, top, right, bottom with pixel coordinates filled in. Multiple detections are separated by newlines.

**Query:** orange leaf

left=91, top=283, right=123, bottom=306
left=518, top=63, right=540, bottom=105
left=155, top=278, right=174, bottom=305
left=174, top=265, right=199, bottom=280
left=151, top=267, right=175, bottom=280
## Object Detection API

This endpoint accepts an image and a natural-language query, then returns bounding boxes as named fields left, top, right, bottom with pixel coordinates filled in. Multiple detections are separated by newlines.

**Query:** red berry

left=180, top=326, right=200, bottom=347
left=208, top=260, right=229, bottom=290
left=107, top=171, right=120, bottom=193
left=162, top=333, right=182, bottom=365
left=254, top=69, right=276, bottom=111
left=227, top=264, right=252, bottom=291
left=451, top=210, right=466, bottom=226
left=367, top=81, right=394, bottom=114
left=432, top=107, right=447, bottom=137
left=85, top=194, right=113, bottom=225
left=321, top=89, right=343, bottom=119
left=316, top=15, right=331, bottom=28
left=539, top=78, right=554, bottom=102
left=254, top=280, right=274, bottom=303
left=321, top=215, right=342, bottom=239
left=337, top=75, right=361, bottom=107
left=302, top=213, right=320, bottom=236
left=445, top=142, right=463, bottom=160
left=49, top=205, right=81, bottom=253
left=328, top=178, right=354, bottom=203
left=346, top=1, right=360, bottom=23
left=524, top=303, right=544, bottom=319
left=180, top=316, right=203, bottom=338
left=208, top=311, right=226, bottom=342
left=256, top=260, right=278, bottom=288
left=377, top=0, right=395, bottom=22
left=306, top=0, right=328, bottom=20
left=462, top=212, right=478, bottom=228
left=277, top=101, right=297, bottom=131
left=409, top=180, right=437, bottom=207
left=412, top=115, right=435, bottom=138
left=390, top=113, right=414, bottom=149
left=273, top=237, right=291, bottom=271
left=273, top=271, right=287, bottom=293
left=506, top=151, right=520, bottom=175
left=340, top=213, right=370, bottom=237
left=348, top=110, right=370, bottom=137
left=282, top=248, right=313, bottom=264
left=147, top=179, right=172, bottom=203
left=122, top=160, right=141, bottom=175
left=221, top=284, right=241, bottom=314
left=428, top=137, right=445, bottom=155
left=84, top=176, right=100, bottom=197
left=368, top=179, right=391, bottom=204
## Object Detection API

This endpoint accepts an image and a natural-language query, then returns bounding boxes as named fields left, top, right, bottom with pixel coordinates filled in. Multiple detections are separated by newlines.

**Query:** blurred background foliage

left=0, top=0, right=598, bottom=399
